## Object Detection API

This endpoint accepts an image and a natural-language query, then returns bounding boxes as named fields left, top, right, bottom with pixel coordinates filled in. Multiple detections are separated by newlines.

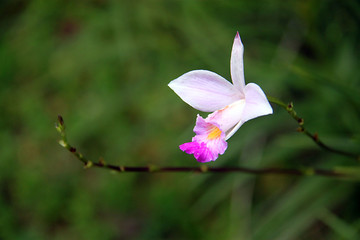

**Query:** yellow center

left=207, top=126, right=222, bottom=140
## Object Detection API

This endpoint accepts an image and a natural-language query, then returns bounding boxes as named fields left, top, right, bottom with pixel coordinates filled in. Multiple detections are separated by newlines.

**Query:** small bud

left=99, top=157, right=105, bottom=166
left=55, top=123, right=62, bottom=133
left=296, top=127, right=304, bottom=132
left=84, top=161, right=93, bottom=169
left=70, top=147, right=76, bottom=153
left=287, top=102, right=293, bottom=111
left=302, top=168, right=315, bottom=176
left=313, top=133, right=319, bottom=141
left=58, top=140, right=67, bottom=147
left=148, top=164, right=158, bottom=172
left=58, top=115, right=64, bottom=126
left=200, top=165, right=208, bottom=173
left=297, top=118, right=304, bottom=126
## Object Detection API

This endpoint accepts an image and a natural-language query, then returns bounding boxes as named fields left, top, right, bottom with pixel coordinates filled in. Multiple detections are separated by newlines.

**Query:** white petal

left=225, top=120, right=244, bottom=140
left=241, top=83, right=273, bottom=123
left=168, top=70, right=241, bottom=112
left=206, top=99, right=245, bottom=134
left=230, top=32, right=246, bottom=95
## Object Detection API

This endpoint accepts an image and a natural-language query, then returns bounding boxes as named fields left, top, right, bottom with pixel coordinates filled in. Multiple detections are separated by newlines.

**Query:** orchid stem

left=56, top=116, right=359, bottom=179
left=267, top=96, right=360, bottom=161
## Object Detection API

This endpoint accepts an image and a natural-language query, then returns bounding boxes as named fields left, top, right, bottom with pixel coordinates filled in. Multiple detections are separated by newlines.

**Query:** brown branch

left=89, top=164, right=343, bottom=177
left=56, top=115, right=355, bottom=179
left=267, top=96, right=360, bottom=162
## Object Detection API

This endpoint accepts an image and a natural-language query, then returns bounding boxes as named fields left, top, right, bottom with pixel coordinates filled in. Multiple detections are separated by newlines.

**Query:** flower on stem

left=168, top=32, right=273, bottom=162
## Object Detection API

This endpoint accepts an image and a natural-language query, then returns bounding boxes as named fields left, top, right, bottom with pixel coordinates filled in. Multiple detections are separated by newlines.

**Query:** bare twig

left=267, top=96, right=360, bottom=161
left=56, top=115, right=356, bottom=179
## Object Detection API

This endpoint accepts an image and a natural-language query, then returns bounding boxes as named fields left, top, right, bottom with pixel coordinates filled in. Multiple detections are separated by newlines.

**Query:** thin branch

left=267, top=96, right=360, bottom=161
left=56, top=116, right=357, bottom=179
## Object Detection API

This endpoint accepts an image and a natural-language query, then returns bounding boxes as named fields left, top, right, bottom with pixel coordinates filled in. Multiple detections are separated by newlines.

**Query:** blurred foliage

left=0, top=0, right=360, bottom=239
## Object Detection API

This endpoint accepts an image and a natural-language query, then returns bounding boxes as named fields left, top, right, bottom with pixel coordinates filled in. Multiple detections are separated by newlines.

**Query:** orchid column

left=168, top=32, right=273, bottom=162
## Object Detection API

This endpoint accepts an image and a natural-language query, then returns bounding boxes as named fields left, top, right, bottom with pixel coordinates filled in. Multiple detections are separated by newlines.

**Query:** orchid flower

left=168, top=32, right=273, bottom=162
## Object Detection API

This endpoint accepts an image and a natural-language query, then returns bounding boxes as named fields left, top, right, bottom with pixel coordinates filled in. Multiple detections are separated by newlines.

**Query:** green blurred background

left=1, top=0, right=360, bottom=239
